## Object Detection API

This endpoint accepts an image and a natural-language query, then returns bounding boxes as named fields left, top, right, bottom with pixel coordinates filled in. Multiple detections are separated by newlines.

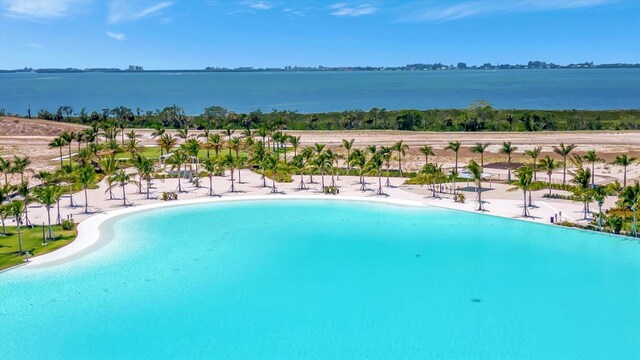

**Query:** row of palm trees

left=2, top=124, right=638, bottom=255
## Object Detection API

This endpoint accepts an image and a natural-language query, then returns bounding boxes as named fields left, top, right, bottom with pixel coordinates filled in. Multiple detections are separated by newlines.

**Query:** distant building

left=128, top=65, right=144, bottom=71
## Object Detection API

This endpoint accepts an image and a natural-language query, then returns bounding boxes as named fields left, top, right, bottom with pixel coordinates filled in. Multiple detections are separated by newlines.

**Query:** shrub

left=323, top=186, right=339, bottom=195
left=454, top=193, right=466, bottom=203
left=61, top=219, right=75, bottom=230
left=161, top=192, right=178, bottom=201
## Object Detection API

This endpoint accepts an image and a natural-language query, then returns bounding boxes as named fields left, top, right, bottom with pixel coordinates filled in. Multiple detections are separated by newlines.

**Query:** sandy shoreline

left=9, top=167, right=624, bottom=271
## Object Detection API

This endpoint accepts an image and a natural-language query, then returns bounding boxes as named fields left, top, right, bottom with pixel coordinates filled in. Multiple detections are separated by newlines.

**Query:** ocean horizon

left=1, top=68, right=639, bottom=115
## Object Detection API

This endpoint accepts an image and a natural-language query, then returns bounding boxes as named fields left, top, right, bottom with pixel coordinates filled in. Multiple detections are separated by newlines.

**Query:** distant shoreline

left=2, top=62, right=640, bottom=74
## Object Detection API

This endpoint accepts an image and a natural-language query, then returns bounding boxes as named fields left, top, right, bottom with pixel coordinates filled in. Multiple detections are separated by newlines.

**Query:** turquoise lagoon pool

left=1, top=200, right=639, bottom=359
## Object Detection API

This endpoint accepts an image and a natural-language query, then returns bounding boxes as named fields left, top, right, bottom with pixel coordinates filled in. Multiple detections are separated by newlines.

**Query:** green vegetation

left=31, top=102, right=640, bottom=132
left=0, top=225, right=77, bottom=271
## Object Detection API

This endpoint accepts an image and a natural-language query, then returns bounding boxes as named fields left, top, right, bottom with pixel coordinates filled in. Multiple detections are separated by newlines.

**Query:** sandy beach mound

left=0, top=116, right=87, bottom=136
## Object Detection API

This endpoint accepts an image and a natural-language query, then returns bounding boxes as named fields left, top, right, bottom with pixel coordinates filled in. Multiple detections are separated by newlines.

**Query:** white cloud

left=26, top=42, right=44, bottom=48
left=329, top=3, right=377, bottom=17
left=408, top=0, right=609, bottom=22
left=108, top=0, right=174, bottom=24
left=2, top=0, right=88, bottom=19
left=246, top=1, right=272, bottom=10
left=106, top=31, right=125, bottom=41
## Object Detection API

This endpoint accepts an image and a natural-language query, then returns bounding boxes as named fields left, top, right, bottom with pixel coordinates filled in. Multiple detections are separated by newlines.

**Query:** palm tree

left=583, top=150, right=601, bottom=188
left=592, top=186, right=607, bottom=231
left=349, top=149, right=367, bottom=191
left=60, top=131, right=74, bottom=162
left=508, top=165, right=534, bottom=217
left=108, top=170, right=138, bottom=206
left=301, top=147, right=315, bottom=184
left=58, top=163, right=78, bottom=207
left=166, top=149, right=189, bottom=192
left=445, top=141, right=461, bottom=175
left=184, top=138, right=202, bottom=185
left=222, top=154, right=236, bottom=192
left=263, top=154, right=280, bottom=193
left=381, top=146, right=393, bottom=187
left=620, top=183, right=639, bottom=237
left=100, top=155, right=118, bottom=200
left=571, top=166, right=593, bottom=219
left=470, top=142, right=490, bottom=168
left=314, top=152, right=331, bottom=190
left=0, top=203, right=10, bottom=236
left=289, top=135, right=301, bottom=158
left=177, top=126, right=191, bottom=142
left=12, top=156, right=31, bottom=183
left=499, top=141, right=518, bottom=182
left=291, top=154, right=308, bottom=190
left=538, top=155, right=560, bottom=196
left=151, top=126, right=165, bottom=140
left=77, top=165, right=97, bottom=213
left=229, top=137, right=242, bottom=158
left=34, top=184, right=64, bottom=242
left=367, top=152, right=385, bottom=195
left=525, top=146, right=542, bottom=181
left=208, top=133, right=223, bottom=158
left=123, top=135, right=143, bottom=158
left=419, top=145, right=435, bottom=168
left=15, top=181, right=33, bottom=227
left=234, top=156, right=247, bottom=184
left=136, top=156, right=156, bottom=199
left=225, top=126, right=235, bottom=156
left=342, top=139, right=355, bottom=172
left=552, top=143, right=577, bottom=185
left=202, top=158, right=220, bottom=196
left=613, top=154, right=637, bottom=188
left=467, top=160, right=484, bottom=211
left=392, top=140, right=409, bottom=176
left=0, top=157, right=11, bottom=185
left=9, top=200, right=25, bottom=254
left=157, top=133, right=177, bottom=157
left=49, top=136, right=67, bottom=171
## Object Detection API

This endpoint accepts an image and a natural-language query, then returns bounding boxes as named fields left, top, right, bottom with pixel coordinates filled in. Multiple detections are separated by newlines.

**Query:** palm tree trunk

left=69, top=184, right=75, bottom=207
left=238, top=169, right=242, bottom=184
left=385, top=164, right=391, bottom=187
left=56, top=200, right=62, bottom=225
left=623, top=165, right=627, bottom=187
left=147, top=179, right=151, bottom=199
left=24, top=206, right=32, bottom=227
left=376, top=173, right=383, bottom=195
left=208, top=175, right=214, bottom=196
left=46, top=206, right=54, bottom=241
left=591, top=162, right=595, bottom=188
left=17, top=221, right=22, bottom=255
left=122, top=184, right=127, bottom=206
left=548, top=174, right=552, bottom=196
left=59, top=147, right=63, bottom=170
left=84, top=186, right=89, bottom=213
left=562, top=158, right=567, bottom=185
left=299, top=173, right=305, bottom=190
left=522, top=190, right=529, bottom=217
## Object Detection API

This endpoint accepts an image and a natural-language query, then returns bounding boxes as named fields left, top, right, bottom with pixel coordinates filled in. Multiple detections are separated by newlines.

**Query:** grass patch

left=0, top=224, right=77, bottom=271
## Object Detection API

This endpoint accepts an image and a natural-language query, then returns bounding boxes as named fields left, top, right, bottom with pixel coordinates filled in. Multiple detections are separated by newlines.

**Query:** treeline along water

left=0, top=69, right=639, bottom=115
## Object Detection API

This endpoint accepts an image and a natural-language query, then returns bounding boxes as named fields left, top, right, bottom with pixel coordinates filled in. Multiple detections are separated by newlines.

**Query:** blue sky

left=0, top=0, right=638, bottom=69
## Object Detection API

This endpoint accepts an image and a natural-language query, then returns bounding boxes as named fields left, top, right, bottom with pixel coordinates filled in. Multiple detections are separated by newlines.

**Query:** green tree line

left=30, top=101, right=640, bottom=132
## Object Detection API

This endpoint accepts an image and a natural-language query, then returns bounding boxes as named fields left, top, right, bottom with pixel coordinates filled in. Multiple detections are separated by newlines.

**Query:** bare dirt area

left=0, top=116, right=87, bottom=136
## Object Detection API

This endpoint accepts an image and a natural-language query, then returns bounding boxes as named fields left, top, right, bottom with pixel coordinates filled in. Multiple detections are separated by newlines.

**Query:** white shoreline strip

left=22, top=195, right=428, bottom=268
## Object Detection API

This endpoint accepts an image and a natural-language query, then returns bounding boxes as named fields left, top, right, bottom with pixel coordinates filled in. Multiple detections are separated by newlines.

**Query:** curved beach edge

left=17, top=195, right=429, bottom=269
